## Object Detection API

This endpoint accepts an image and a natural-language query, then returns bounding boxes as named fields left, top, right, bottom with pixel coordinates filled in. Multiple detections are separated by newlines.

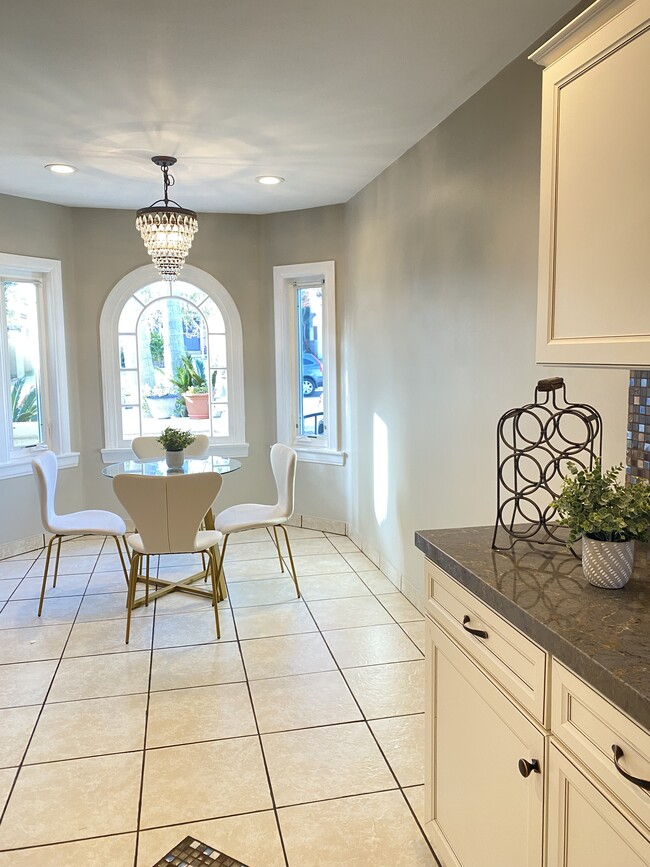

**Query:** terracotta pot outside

left=581, top=536, right=635, bottom=589
left=183, top=392, right=209, bottom=419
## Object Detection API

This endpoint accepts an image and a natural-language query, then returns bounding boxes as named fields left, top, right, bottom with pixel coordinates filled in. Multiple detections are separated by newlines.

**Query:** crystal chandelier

left=136, top=156, right=198, bottom=281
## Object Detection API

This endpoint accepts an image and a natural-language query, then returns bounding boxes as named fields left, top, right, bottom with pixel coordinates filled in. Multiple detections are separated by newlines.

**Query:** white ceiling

left=0, top=0, right=577, bottom=214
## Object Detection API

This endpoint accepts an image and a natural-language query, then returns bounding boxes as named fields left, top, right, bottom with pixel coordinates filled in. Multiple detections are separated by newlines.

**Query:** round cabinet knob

left=518, top=758, right=540, bottom=778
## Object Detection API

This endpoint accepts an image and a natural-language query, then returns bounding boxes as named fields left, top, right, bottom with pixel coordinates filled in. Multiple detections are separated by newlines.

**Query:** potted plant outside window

left=552, top=459, right=650, bottom=589
left=169, top=354, right=210, bottom=420
left=157, top=427, right=196, bottom=469
left=143, top=384, right=179, bottom=420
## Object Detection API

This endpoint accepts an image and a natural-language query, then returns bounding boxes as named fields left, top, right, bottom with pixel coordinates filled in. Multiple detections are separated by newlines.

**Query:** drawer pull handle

left=462, top=615, right=488, bottom=639
left=612, top=745, right=650, bottom=791
left=518, top=758, right=540, bottom=778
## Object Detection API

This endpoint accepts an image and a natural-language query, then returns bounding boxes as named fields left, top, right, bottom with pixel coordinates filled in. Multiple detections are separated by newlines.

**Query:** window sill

left=101, top=443, right=250, bottom=464
left=293, top=446, right=346, bottom=466
left=0, top=451, right=80, bottom=480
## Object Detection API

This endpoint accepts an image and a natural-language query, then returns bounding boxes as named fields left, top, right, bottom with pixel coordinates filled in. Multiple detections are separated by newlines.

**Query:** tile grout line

left=273, top=540, right=438, bottom=863
left=0, top=536, right=114, bottom=835
left=132, top=551, right=160, bottom=867
left=226, top=527, right=291, bottom=867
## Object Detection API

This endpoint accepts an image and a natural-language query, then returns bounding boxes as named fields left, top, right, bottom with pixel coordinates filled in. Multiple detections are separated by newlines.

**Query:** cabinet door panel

left=425, top=618, right=544, bottom=867
left=547, top=744, right=650, bottom=867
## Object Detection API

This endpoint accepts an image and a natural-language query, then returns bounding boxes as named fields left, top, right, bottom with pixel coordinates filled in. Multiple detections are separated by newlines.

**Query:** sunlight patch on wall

left=373, top=413, right=388, bottom=525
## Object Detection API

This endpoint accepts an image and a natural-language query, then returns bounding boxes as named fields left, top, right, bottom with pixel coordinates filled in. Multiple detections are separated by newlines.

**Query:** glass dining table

left=102, top=456, right=241, bottom=606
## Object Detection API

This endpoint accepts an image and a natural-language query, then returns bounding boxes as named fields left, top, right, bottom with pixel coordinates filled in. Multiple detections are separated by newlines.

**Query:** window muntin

left=101, top=264, right=246, bottom=457
left=0, top=253, right=74, bottom=476
left=273, top=261, right=342, bottom=463
left=116, top=280, right=229, bottom=439
left=4, top=280, right=43, bottom=450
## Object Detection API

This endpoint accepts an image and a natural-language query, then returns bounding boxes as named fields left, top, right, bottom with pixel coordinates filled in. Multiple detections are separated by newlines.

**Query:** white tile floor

left=0, top=527, right=437, bottom=866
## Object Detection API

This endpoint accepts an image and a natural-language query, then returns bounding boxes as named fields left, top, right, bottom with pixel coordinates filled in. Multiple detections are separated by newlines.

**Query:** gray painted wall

left=342, top=52, right=628, bottom=599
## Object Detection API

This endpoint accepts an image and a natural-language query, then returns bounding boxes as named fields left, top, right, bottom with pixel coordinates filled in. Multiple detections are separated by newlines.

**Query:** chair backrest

left=131, top=434, right=210, bottom=460
left=31, top=450, right=59, bottom=533
left=112, top=472, right=223, bottom=554
left=270, top=443, right=297, bottom=518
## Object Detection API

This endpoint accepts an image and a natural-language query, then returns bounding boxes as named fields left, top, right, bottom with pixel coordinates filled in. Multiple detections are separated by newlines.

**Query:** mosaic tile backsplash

left=627, top=370, right=650, bottom=483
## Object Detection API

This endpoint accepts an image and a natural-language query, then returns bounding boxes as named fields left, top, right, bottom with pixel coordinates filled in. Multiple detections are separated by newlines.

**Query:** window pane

left=212, top=405, right=229, bottom=437
left=200, top=297, right=225, bottom=332
left=136, top=295, right=209, bottom=436
left=120, top=370, right=139, bottom=405
left=173, top=282, right=207, bottom=305
left=211, top=368, right=228, bottom=402
left=119, top=334, right=137, bottom=369
left=134, top=282, right=170, bottom=304
left=5, top=282, right=42, bottom=449
left=118, top=296, right=143, bottom=333
left=297, top=286, right=324, bottom=437
left=121, top=405, right=140, bottom=438
left=209, top=334, right=227, bottom=368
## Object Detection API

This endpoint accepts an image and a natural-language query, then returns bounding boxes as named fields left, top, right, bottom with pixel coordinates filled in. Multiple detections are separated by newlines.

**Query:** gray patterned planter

left=582, top=536, right=635, bottom=589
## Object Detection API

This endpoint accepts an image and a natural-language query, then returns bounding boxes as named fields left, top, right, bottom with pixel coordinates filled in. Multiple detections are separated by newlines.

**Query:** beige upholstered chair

left=213, top=443, right=300, bottom=597
left=31, top=450, right=130, bottom=616
left=131, top=434, right=210, bottom=460
left=112, top=472, right=223, bottom=643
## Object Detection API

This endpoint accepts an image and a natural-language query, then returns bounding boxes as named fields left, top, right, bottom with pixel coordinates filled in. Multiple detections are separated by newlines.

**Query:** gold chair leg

left=125, top=553, right=140, bottom=644
left=52, top=535, right=63, bottom=588
left=280, top=524, right=301, bottom=598
left=145, top=555, right=150, bottom=607
left=215, top=534, right=229, bottom=602
left=272, top=525, right=285, bottom=573
left=202, top=551, right=208, bottom=582
left=38, top=535, right=58, bottom=617
left=207, top=548, right=221, bottom=639
left=113, top=535, right=129, bottom=585
left=122, top=534, right=133, bottom=563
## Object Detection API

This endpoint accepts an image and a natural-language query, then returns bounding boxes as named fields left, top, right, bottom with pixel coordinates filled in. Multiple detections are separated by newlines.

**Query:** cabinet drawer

left=551, top=659, right=650, bottom=831
left=425, top=560, right=547, bottom=724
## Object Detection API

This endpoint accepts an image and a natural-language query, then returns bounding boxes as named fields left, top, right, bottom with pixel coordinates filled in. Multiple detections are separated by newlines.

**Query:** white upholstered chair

left=213, top=443, right=300, bottom=597
left=112, top=472, right=223, bottom=643
left=131, top=434, right=210, bottom=460
left=31, top=450, right=130, bottom=616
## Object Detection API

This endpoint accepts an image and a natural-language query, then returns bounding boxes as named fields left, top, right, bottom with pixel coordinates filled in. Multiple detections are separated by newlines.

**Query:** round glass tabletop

left=101, top=456, right=241, bottom=478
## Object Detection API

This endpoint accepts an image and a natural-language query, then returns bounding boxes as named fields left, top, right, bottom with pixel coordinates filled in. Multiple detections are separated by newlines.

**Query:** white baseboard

left=292, top=513, right=347, bottom=535
left=0, top=533, right=45, bottom=560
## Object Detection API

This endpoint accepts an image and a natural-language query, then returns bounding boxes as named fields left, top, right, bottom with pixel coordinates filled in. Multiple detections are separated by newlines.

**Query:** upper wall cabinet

left=531, top=0, right=650, bottom=366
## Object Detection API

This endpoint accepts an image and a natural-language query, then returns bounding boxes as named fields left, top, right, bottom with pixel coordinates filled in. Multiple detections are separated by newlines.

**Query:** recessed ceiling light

left=256, top=175, right=284, bottom=185
left=45, top=164, right=77, bottom=174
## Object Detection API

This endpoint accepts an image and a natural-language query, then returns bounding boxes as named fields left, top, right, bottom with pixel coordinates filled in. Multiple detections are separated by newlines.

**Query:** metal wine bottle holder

left=492, top=378, right=602, bottom=552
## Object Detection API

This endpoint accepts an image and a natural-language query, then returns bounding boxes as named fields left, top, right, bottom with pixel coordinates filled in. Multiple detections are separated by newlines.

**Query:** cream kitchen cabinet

left=531, top=0, right=650, bottom=366
left=422, top=556, right=650, bottom=867
left=424, top=619, right=545, bottom=867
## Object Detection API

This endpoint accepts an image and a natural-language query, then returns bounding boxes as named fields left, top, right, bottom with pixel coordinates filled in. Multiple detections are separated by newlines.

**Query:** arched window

left=100, top=264, right=246, bottom=460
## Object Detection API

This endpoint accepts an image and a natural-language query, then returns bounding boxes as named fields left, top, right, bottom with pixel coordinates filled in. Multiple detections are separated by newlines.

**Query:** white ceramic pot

left=165, top=449, right=184, bottom=469
left=581, top=536, right=635, bottom=589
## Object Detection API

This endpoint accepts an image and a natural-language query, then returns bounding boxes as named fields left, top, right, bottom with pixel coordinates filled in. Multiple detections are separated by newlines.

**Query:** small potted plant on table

left=552, top=459, right=650, bottom=589
left=157, top=427, right=196, bottom=470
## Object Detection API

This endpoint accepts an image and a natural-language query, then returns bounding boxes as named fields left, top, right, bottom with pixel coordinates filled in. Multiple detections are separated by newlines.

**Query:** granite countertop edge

left=415, top=531, right=649, bottom=732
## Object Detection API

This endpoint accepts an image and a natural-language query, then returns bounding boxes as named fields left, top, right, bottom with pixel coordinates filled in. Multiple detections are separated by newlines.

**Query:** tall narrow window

left=100, top=264, right=246, bottom=460
left=0, top=253, right=74, bottom=478
left=273, top=261, right=343, bottom=464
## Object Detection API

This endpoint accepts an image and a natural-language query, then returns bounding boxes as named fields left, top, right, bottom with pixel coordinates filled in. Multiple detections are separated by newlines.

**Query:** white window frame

left=273, top=260, right=344, bottom=465
left=0, top=252, right=77, bottom=479
left=100, top=263, right=248, bottom=462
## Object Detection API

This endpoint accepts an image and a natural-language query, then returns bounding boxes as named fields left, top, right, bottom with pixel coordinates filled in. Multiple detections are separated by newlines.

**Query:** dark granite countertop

left=415, top=526, right=650, bottom=731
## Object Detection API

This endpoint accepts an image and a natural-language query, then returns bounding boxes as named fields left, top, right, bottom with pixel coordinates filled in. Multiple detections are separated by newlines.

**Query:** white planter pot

left=581, top=536, right=635, bottom=589
left=165, top=449, right=184, bottom=469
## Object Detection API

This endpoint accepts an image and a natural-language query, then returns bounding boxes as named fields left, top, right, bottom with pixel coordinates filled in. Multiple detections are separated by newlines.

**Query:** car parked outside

left=302, top=353, right=323, bottom=395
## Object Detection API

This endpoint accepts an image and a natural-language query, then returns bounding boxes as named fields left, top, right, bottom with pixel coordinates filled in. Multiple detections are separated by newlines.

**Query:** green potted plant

left=552, top=459, right=650, bottom=588
left=157, top=426, right=196, bottom=469
left=169, top=354, right=210, bottom=420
